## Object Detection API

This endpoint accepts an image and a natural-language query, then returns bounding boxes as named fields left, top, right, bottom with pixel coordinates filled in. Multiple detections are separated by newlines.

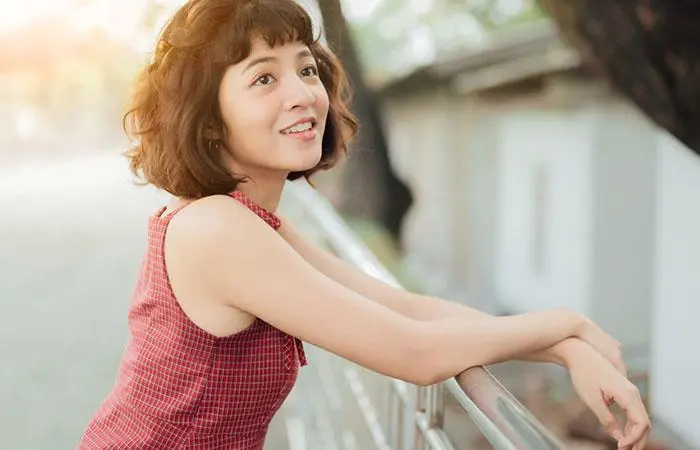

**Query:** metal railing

left=284, top=180, right=567, bottom=450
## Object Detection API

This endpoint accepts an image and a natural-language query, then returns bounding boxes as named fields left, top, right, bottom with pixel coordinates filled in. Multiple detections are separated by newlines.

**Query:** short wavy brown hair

left=124, top=0, right=358, bottom=198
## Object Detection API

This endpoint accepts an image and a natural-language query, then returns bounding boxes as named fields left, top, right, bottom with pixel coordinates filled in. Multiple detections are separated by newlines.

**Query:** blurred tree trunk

left=537, top=0, right=700, bottom=154
left=317, top=0, right=412, bottom=239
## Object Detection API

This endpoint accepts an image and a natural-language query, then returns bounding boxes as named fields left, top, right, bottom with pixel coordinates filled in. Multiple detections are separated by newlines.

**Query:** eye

left=253, top=73, right=275, bottom=86
left=301, top=65, right=319, bottom=77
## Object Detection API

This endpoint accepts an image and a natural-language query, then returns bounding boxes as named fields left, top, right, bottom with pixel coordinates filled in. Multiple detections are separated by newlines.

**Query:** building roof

left=374, top=20, right=582, bottom=97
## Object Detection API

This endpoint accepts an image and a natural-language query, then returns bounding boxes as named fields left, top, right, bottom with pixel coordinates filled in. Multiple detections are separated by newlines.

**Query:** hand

left=562, top=310, right=627, bottom=376
left=566, top=340, right=651, bottom=450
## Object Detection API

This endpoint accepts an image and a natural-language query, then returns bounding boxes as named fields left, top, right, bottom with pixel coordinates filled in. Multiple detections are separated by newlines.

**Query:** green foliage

left=465, top=0, right=547, bottom=30
left=343, top=0, right=548, bottom=81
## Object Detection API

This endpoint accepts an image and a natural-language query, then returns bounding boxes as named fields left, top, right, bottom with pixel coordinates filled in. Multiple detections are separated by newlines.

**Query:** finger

left=620, top=421, right=636, bottom=450
left=616, top=390, right=650, bottom=448
left=618, top=423, right=649, bottom=450
left=630, top=429, right=650, bottom=450
left=619, top=427, right=645, bottom=450
left=587, top=396, right=624, bottom=442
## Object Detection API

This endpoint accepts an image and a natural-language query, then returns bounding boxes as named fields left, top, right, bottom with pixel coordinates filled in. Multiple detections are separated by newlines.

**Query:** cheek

left=220, top=107, right=271, bottom=157
left=218, top=72, right=239, bottom=127
left=224, top=103, right=274, bottom=139
left=218, top=82, right=272, bottom=135
left=316, top=87, right=330, bottom=114
left=237, top=108, right=274, bottom=131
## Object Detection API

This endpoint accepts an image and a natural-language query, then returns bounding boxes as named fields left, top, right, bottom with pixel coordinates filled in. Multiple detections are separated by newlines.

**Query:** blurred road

left=0, top=155, right=169, bottom=449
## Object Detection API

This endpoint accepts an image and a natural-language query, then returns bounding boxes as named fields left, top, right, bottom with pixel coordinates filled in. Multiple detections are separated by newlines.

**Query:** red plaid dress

left=80, top=191, right=307, bottom=449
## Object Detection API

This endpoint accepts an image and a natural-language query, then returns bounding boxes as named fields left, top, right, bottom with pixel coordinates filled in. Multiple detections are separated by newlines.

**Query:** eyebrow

left=243, top=49, right=315, bottom=73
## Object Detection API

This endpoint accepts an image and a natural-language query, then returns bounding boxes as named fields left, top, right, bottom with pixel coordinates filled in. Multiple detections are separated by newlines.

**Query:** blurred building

left=375, top=20, right=697, bottom=447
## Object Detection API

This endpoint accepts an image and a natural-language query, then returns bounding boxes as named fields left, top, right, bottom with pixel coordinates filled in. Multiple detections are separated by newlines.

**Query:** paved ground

left=1, top=155, right=167, bottom=449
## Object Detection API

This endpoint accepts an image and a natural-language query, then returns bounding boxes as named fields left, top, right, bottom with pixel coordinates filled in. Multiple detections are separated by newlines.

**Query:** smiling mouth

left=280, top=120, right=316, bottom=134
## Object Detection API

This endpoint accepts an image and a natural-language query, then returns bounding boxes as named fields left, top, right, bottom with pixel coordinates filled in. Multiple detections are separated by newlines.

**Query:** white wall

left=493, top=107, right=595, bottom=315
left=490, top=99, right=658, bottom=358
left=590, top=101, right=657, bottom=356
left=652, top=131, right=700, bottom=445
left=455, top=100, right=501, bottom=312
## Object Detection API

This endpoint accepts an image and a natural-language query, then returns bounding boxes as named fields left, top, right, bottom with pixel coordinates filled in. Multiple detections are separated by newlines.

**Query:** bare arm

left=277, top=219, right=608, bottom=368
left=168, top=196, right=584, bottom=385
left=276, top=211, right=642, bottom=446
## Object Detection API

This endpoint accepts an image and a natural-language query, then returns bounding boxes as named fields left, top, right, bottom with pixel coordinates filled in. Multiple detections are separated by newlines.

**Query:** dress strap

left=296, top=338, right=308, bottom=366
left=153, top=201, right=191, bottom=222
left=229, top=191, right=281, bottom=230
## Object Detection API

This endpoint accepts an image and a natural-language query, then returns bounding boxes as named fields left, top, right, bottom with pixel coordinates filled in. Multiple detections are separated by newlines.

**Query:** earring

left=208, top=140, right=219, bottom=151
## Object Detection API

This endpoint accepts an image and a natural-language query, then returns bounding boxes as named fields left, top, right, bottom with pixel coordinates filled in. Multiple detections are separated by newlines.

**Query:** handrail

left=285, top=180, right=567, bottom=450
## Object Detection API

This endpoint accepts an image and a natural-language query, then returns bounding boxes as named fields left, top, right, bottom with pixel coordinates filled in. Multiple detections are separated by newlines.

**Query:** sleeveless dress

left=79, top=190, right=307, bottom=449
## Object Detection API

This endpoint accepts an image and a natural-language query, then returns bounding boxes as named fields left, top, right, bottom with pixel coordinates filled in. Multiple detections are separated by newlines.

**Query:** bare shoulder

left=165, top=193, right=288, bottom=295
left=168, top=194, right=272, bottom=240
left=163, top=194, right=287, bottom=336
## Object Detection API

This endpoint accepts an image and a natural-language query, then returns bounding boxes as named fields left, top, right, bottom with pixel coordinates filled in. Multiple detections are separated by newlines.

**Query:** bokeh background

left=2, top=1, right=698, bottom=449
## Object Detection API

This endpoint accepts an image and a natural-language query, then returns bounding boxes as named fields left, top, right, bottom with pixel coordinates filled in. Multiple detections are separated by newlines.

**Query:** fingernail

left=611, top=430, right=623, bottom=441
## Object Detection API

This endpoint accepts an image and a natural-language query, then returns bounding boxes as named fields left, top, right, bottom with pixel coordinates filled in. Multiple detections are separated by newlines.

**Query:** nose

left=282, top=76, right=315, bottom=111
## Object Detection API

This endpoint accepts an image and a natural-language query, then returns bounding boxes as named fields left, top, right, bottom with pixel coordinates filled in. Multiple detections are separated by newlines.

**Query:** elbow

left=399, top=329, right=452, bottom=387
left=402, top=354, right=437, bottom=386
left=411, top=356, right=480, bottom=387
left=406, top=346, right=453, bottom=387
left=400, top=324, right=481, bottom=386
left=400, top=360, right=438, bottom=387
left=385, top=330, right=438, bottom=386
left=412, top=370, right=443, bottom=387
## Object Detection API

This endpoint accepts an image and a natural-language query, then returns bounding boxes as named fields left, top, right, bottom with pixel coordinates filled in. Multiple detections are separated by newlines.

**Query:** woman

left=80, top=0, right=650, bottom=449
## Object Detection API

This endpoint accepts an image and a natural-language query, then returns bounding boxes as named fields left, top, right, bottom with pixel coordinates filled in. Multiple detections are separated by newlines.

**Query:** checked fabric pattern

left=80, top=190, right=307, bottom=449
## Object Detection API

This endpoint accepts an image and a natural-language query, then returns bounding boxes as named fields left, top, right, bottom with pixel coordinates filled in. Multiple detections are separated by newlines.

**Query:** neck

left=236, top=174, right=287, bottom=212
left=222, top=152, right=291, bottom=212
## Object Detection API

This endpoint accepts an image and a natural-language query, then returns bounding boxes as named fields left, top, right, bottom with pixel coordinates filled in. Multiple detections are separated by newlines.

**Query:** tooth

left=287, top=122, right=311, bottom=133
left=284, top=122, right=312, bottom=133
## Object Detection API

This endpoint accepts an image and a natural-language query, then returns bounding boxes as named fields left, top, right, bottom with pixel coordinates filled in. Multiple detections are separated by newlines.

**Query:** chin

left=286, top=147, right=323, bottom=172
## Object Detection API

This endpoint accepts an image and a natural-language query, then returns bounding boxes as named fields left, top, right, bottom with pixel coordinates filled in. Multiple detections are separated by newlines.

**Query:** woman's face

left=218, top=38, right=330, bottom=181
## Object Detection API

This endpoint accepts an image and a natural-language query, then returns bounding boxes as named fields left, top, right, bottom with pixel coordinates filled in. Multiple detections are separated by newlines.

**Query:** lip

left=280, top=116, right=317, bottom=133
